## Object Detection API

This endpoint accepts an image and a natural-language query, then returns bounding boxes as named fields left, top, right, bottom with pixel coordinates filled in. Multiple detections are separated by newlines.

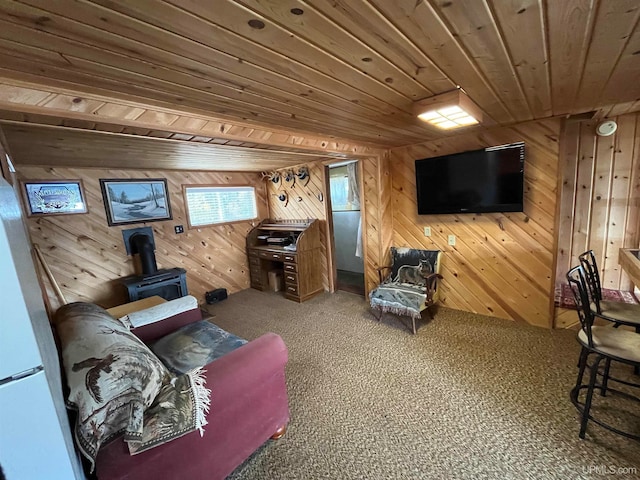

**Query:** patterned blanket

left=370, top=282, right=427, bottom=320
left=54, top=302, right=211, bottom=469
left=128, top=368, right=210, bottom=455
left=150, top=320, right=247, bottom=375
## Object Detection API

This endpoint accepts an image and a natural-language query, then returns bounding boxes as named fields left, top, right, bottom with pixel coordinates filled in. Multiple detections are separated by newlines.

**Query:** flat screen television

left=415, top=141, right=525, bottom=215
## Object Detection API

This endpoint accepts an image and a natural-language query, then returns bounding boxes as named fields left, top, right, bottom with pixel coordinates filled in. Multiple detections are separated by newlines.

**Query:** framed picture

left=100, top=178, right=172, bottom=226
left=22, top=180, right=88, bottom=216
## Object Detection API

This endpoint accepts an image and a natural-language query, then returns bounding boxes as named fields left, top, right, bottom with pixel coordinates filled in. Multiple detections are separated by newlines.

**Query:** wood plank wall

left=0, top=129, right=11, bottom=183
left=554, top=112, right=640, bottom=295
left=362, top=153, right=393, bottom=294
left=389, top=119, right=561, bottom=327
left=266, top=162, right=330, bottom=290
left=14, top=165, right=268, bottom=311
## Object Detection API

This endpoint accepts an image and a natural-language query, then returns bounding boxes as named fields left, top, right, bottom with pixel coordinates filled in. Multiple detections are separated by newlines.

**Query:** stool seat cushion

left=593, top=300, right=640, bottom=326
left=578, top=325, right=640, bottom=363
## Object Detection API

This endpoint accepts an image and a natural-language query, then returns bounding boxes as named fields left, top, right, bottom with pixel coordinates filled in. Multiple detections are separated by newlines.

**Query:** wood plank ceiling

left=0, top=0, right=638, bottom=149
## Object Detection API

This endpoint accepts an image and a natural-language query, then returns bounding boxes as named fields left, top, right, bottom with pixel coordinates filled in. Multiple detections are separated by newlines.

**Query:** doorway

left=327, top=161, right=365, bottom=296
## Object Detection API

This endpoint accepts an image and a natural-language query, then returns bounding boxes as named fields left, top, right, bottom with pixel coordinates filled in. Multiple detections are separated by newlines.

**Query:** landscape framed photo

left=100, top=178, right=172, bottom=226
left=22, top=180, right=88, bottom=216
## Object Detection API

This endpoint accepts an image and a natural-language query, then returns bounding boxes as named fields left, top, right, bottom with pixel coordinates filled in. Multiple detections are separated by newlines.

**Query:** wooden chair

left=566, top=265, right=640, bottom=440
left=369, top=248, right=442, bottom=334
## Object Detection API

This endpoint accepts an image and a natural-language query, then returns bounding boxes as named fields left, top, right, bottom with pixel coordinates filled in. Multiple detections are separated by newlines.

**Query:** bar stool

left=578, top=250, right=640, bottom=332
left=566, top=265, right=640, bottom=440
left=579, top=250, right=640, bottom=376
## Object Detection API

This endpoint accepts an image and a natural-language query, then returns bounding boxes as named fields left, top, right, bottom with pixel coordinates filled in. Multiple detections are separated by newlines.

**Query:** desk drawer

left=283, top=254, right=297, bottom=263
left=259, top=250, right=284, bottom=261
left=248, top=255, right=261, bottom=267
left=284, top=272, right=298, bottom=285
left=283, top=263, right=297, bottom=273
left=285, top=284, right=298, bottom=296
left=250, top=265, right=262, bottom=279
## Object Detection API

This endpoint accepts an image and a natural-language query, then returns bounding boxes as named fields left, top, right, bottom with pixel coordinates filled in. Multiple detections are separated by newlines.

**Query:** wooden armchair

left=369, top=248, right=442, bottom=334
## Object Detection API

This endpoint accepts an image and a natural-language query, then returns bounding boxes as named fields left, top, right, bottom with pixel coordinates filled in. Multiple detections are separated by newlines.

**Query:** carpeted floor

left=204, top=289, right=640, bottom=480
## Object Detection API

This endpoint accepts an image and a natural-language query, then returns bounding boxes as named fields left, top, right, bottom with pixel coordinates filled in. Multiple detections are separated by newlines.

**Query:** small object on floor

left=206, top=288, right=228, bottom=304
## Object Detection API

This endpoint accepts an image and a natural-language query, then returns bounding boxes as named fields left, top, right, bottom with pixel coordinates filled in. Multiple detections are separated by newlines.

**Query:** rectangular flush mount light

left=413, top=89, right=483, bottom=129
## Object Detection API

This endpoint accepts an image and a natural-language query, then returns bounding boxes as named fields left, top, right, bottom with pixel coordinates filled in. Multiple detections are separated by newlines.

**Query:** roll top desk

left=246, top=219, right=323, bottom=303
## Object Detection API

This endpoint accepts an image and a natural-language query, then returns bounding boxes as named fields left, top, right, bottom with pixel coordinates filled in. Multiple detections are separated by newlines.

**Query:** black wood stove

left=121, top=228, right=188, bottom=302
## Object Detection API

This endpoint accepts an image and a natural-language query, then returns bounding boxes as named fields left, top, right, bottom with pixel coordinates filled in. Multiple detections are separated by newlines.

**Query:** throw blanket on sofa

left=55, top=303, right=210, bottom=469
left=128, top=368, right=210, bottom=455
left=369, top=283, right=427, bottom=320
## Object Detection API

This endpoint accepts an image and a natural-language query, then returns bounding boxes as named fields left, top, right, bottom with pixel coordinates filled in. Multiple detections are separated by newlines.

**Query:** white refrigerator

left=0, top=178, right=84, bottom=479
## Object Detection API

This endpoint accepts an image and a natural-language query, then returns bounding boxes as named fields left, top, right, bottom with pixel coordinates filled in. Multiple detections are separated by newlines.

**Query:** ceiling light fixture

left=413, top=89, right=483, bottom=130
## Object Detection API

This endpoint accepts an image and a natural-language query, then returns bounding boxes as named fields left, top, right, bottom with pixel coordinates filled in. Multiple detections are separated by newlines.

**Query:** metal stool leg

left=601, top=358, right=611, bottom=396
left=580, top=355, right=603, bottom=439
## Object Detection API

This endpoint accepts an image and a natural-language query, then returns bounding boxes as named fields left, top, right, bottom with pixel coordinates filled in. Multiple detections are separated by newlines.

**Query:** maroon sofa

left=95, top=306, right=290, bottom=480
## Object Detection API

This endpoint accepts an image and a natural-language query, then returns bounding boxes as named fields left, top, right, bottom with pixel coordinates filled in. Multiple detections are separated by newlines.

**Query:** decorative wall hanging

left=22, top=180, right=88, bottom=216
left=296, top=166, right=311, bottom=187
left=284, top=169, right=296, bottom=187
left=274, top=192, right=289, bottom=207
left=100, top=178, right=172, bottom=226
left=260, top=171, right=281, bottom=185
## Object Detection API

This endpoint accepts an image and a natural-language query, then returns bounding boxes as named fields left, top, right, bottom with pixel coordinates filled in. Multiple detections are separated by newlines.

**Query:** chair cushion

left=54, top=302, right=169, bottom=470
left=578, top=326, right=640, bottom=363
left=369, top=282, right=427, bottom=320
left=150, top=320, right=247, bottom=375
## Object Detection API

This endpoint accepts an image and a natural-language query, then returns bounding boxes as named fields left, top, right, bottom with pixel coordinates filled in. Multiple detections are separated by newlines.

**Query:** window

left=184, top=185, right=258, bottom=227
left=329, top=163, right=360, bottom=211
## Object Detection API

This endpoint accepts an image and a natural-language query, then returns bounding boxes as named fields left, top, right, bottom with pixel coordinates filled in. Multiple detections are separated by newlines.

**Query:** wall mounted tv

left=415, top=141, right=525, bottom=215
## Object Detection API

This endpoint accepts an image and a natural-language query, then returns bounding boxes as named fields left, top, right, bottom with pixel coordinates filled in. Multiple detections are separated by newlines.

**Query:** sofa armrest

left=132, top=308, right=203, bottom=344
left=96, top=333, right=290, bottom=480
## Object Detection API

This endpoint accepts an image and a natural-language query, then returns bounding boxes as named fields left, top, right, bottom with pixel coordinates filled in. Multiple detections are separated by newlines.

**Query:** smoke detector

left=596, top=120, right=617, bottom=137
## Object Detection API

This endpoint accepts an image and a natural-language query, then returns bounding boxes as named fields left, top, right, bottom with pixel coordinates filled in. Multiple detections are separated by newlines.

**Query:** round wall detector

left=596, top=120, right=617, bottom=137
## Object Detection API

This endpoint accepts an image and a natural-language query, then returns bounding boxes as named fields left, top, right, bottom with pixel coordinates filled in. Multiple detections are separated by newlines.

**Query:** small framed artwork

left=100, top=178, right=172, bottom=226
left=22, top=180, right=88, bottom=216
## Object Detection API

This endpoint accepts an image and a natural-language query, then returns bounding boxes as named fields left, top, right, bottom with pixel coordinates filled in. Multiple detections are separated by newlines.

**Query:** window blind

left=185, top=186, right=257, bottom=227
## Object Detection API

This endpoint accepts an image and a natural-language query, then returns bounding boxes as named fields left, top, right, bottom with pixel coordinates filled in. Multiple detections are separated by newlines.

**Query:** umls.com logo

left=583, top=465, right=638, bottom=475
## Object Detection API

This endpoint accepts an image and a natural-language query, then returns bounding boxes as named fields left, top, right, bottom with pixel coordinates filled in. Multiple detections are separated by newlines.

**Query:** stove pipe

left=130, top=233, right=158, bottom=275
